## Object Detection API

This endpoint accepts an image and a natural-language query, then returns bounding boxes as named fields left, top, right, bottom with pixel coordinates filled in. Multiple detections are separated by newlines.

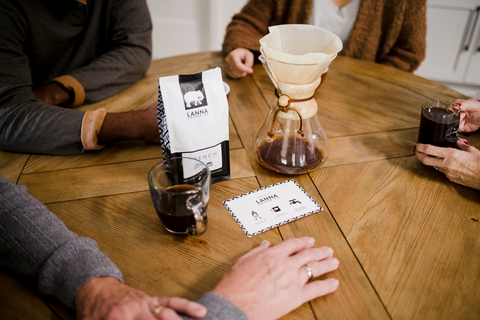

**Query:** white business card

left=223, top=179, right=323, bottom=237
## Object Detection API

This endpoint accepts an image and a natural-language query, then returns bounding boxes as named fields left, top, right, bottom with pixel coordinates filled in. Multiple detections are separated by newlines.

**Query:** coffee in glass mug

left=148, top=157, right=210, bottom=236
left=417, top=100, right=460, bottom=148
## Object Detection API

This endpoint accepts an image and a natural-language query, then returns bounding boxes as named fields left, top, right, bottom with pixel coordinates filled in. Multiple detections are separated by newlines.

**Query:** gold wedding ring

left=152, top=305, right=164, bottom=316
left=303, top=265, right=313, bottom=280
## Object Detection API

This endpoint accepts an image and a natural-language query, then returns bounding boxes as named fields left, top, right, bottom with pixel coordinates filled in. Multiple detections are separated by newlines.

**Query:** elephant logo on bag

left=184, top=90, right=205, bottom=109
left=179, top=73, right=208, bottom=110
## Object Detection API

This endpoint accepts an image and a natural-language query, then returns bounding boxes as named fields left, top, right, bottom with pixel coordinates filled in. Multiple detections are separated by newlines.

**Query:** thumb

left=456, top=139, right=470, bottom=151
left=242, top=240, right=271, bottom=258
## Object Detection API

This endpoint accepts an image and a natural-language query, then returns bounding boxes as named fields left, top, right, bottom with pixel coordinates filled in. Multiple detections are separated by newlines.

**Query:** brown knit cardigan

left=222, top=0, right=426, bottom=72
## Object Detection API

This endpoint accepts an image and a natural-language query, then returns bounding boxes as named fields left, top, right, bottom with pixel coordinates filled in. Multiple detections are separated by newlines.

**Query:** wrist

left=75, top=276, right=121, bottom=307
left=213, top=287, right=253, bottom=319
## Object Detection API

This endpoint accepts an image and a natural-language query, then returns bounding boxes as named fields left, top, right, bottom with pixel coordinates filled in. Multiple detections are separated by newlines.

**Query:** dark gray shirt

left=0, top=0, right=152, bottom=155
left=0, top=175, right=247, bottom=319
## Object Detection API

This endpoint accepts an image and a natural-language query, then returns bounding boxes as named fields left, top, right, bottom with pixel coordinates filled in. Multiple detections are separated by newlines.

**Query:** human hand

left=224, top=48, right=254, bottom=79
left=453, top=99, right=480, bottom=133
left=414, top=140, right=480, bottom=190
left=75, top=277, right=207, bottom=320
left=33, top=82, right=71, bottom=106
left=213, top=237, right=339, bottom=320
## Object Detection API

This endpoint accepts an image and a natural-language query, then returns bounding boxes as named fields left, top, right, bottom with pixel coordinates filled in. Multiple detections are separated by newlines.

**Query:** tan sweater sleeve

left=221, top=0, right=313, bottom=57
left=380, top=0, right=427, bottom=72
left=53, top=75, right=86, bottom=107
left=221, top=0, right=276, bottom=57
left=81, top=108, right=107, bottom=151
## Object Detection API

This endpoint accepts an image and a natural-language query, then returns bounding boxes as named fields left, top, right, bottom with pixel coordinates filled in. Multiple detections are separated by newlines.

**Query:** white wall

left=146, top=0, right=248, bottom=59
left=147, top=0, right=479, bottom=96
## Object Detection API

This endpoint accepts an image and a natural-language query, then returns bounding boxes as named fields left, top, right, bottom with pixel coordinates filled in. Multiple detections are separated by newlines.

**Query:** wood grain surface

left=1, top=51, right=479, bottom=320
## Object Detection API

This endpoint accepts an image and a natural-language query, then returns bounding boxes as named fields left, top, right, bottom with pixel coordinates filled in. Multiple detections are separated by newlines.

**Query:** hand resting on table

left=214, top=237, right=340, bottom=320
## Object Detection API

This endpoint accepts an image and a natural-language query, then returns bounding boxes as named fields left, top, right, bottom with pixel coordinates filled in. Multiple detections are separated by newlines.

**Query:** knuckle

left=423, top=145, right=436, bottom=155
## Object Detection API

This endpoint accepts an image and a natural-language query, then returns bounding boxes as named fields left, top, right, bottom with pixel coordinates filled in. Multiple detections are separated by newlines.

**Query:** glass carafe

left=253, top=55, right=332, bottom=175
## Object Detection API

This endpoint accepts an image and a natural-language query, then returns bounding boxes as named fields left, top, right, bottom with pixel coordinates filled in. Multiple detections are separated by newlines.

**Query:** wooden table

left=1, top=52, right=479, bottom=320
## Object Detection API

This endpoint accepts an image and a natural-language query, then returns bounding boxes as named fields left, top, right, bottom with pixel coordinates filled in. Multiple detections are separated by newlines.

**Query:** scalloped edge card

left=223, top=179, right=323, bottom=237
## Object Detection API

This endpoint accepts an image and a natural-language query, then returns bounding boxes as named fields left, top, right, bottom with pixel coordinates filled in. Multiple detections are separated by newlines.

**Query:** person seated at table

left=0, top=0, right=160, bottom=156
left=222, top=0, right=427, bottom=79
left=415, top=98, right=480, bottom=190
left=0, top=174, right=340, bottom=320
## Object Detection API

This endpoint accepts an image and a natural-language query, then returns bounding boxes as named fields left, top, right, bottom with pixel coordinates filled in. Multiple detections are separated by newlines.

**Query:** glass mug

left=148, top=157, right=210, bottom=236
left=418, top=100, right=461, bottom=148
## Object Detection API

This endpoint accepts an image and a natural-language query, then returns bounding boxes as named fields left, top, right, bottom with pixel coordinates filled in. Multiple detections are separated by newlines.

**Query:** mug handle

left=187, top=196, right=206, bottom=236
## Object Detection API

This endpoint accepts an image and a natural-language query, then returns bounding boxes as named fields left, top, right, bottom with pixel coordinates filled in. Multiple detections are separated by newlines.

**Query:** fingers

left=300, top=257, right=339, bottom=283
left=156, top=297, right=207, bottom=319
left=156, top=308, right=183, bottom=320
left=241, top=51, right=254, bottom=71
left=301, top=278, right=340, bottom=302
left=225, top=48, right=254, bottom=79
left=456, top=139, right=470, bottom=151
left=416, top=143, right=447, bottom=160
left=269, top=237, right=315, bottom=256
left=241, top=239, right=271, bottom=259
left=292, top=246, right=334, bottom=269
left=455, top=98, right=479, bottom=112
left=225, top=64, right=247, bottom=79
left=226, top=62, right=252, bottom=79
left=233, top=57, right=254, bottom=74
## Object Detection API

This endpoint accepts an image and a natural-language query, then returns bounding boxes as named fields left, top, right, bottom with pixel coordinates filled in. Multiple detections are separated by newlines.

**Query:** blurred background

left=147, top=0, right=480, bottom=97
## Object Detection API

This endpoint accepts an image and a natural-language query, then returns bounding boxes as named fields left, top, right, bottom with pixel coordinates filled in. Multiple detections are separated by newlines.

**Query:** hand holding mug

left=415, top=140, right=480, bottom=190
left=454, top=98, right=480, bottom=133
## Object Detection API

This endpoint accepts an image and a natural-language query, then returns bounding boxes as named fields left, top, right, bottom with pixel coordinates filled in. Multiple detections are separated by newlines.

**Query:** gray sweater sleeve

left=0, top=2, right=86, bottom=155
left=0, top=176, right=123, bottom=308
left=182, top=292, right=248, bottom=320
left=0, top=0, right=152, bottom=155
left=67, top=0, right=152, bottom=104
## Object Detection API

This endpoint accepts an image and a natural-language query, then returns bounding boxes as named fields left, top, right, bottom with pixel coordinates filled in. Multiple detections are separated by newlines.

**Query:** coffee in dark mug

left=417, top=100, right=460, bottom=148
left=148, top=157, right=210, bottom=236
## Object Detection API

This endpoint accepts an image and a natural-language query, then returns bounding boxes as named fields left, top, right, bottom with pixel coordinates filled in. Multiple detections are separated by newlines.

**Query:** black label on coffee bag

left=179, top=73, right=208, bottom=110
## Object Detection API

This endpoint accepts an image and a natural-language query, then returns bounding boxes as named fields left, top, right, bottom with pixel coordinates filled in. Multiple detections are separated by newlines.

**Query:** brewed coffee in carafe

left=253, top=25, right=343, bottom=175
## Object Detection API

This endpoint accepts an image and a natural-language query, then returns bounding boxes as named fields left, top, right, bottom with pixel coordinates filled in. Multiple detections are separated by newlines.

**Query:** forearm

left=0, top=6, right=85, bottom=155
left=97, top=102, right=159, bottom=144
left=98, top=110, right=147, bottom=142
left=69, top=45, right=151, bottom=104
left=0, top=176, right=123, bottom=307
left=0, top=96, right=86, bottom=155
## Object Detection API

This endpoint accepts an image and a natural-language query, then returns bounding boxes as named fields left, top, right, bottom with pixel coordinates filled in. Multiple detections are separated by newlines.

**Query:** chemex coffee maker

left=253, top=25, right=343, bottom=175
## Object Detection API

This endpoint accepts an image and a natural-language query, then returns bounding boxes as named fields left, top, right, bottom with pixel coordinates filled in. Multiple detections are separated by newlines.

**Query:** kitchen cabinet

left=415, top=0, right=480, bottom=86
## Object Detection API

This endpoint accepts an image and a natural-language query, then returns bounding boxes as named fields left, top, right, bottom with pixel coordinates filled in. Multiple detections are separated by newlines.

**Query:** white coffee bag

left=157, top=67, right=230, bottom=183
